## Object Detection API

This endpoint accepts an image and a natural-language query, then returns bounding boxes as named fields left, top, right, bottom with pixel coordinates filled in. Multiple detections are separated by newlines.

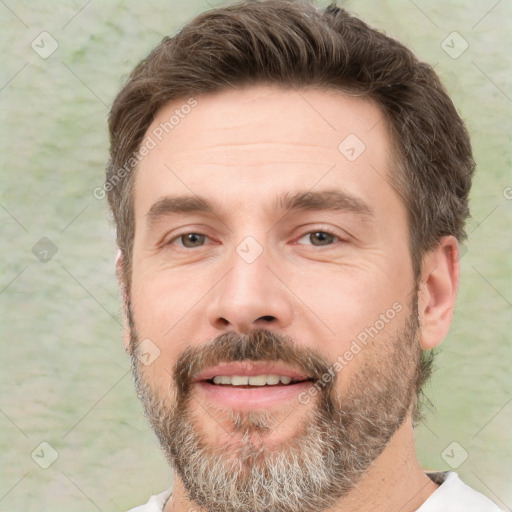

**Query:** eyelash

left=295, top=229, right=341, bottom=247
left=167, top=228, right=343, bottom=249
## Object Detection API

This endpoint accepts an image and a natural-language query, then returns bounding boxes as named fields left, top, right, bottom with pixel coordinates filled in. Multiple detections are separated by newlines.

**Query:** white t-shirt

left=416, top=472, right=503, bottom=512
left=126, top=471, right=504, bottom=512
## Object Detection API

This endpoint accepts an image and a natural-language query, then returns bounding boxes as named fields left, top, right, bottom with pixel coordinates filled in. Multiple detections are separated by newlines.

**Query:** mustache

left=173, top=328, right=334, bottom=397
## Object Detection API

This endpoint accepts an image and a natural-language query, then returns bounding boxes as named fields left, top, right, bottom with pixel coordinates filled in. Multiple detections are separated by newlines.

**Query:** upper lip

left=192, top=361, right=311, bottom=383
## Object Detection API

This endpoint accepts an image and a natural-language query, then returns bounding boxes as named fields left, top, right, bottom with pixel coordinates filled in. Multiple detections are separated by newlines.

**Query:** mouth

left=208, top=374, right=307, bottom=387
left=191, top=362, right=314, bottom=409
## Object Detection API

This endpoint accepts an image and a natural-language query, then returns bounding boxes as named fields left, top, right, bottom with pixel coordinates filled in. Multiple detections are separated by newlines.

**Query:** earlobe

left=418, top=236, right=460, bottom=350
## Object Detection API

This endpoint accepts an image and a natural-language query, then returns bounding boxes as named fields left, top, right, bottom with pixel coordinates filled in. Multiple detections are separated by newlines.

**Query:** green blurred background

left=0, top=1, right=510, bottom=511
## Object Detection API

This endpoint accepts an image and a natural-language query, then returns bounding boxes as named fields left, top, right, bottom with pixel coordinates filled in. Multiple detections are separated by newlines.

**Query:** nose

left=206, top=243, right=294, bottom=334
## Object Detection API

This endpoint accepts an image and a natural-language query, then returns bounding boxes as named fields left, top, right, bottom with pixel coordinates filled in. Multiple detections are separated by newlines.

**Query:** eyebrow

left=146, top=189, right=374, bottom=227
left=146, top=195, right=216, bottom=228
left=275, top=190, right=373, bottom=217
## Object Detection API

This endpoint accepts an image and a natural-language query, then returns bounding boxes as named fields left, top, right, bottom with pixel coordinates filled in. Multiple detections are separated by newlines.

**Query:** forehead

left=133, top=85, right=398, bottom=218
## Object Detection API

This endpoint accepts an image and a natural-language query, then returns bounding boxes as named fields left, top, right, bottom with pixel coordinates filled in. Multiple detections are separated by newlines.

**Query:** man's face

left=127, top=86, right=422, bottom=511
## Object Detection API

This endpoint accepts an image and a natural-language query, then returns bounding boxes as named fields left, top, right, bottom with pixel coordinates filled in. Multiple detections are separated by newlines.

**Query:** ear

left=116, top=250, right=132, bottom=353
left=417, top=236, right=460, bottom=350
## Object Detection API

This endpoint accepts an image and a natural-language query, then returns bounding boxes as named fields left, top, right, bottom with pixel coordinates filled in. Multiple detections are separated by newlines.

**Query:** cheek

left=130, top=270, right=212, bottom=374
left=287, top=264, right=411, bottom=386
left=131, top=267, right=203, bottom=331
left=293, top=264, right=405, bottom=333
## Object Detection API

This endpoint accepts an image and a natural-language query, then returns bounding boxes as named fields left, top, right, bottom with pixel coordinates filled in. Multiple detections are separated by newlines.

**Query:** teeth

left=213, top=376, right=231, bottom=385
left=231, top=376, right=249, bottom=386
left=248, top=375, right=267, bottom=386
left=212, top=374, right=298, bottom=386
left=266, top=374, right=280, bottom=385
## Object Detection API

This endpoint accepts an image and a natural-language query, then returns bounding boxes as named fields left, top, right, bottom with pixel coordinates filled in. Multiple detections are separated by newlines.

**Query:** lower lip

left=194, top=381, right=313, bottom=410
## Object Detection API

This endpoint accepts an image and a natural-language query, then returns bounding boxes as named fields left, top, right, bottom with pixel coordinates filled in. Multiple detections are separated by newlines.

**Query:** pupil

left=184, top=233, right=203, bottom=247
left=312, top=232, right=332, bottom=245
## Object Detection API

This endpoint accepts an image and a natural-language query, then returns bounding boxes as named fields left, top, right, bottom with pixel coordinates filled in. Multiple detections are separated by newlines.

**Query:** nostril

left=259, top=315, right=276, bottom=322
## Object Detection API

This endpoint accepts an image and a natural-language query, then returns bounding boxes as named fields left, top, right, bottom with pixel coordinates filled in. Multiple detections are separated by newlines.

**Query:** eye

left=297, top=230, right=340, bottom=247
left=171, top=233, right=208, bottom=248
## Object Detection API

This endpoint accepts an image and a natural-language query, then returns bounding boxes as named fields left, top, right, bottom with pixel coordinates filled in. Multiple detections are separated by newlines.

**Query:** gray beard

left=129, top=299, right=421, bottom=512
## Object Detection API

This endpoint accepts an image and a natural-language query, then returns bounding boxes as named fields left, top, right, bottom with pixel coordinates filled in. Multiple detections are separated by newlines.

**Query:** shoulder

left=417, top=472, right=504, bottom=512
left=125, top=489, right=172, bottom=512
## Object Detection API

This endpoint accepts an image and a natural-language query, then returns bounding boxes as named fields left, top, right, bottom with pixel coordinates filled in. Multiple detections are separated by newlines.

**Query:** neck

left=324, top=416, right=439, bottom=512
left=164, top=416, right=438, bottom=512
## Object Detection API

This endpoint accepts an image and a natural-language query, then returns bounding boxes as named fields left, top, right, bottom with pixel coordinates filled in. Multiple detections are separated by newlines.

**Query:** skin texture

left=119, top=85, right=459, bottom=512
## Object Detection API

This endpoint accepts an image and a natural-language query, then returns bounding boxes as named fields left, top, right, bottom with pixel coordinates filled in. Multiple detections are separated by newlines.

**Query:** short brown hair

left=107, top=0, right=474, bottom=287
